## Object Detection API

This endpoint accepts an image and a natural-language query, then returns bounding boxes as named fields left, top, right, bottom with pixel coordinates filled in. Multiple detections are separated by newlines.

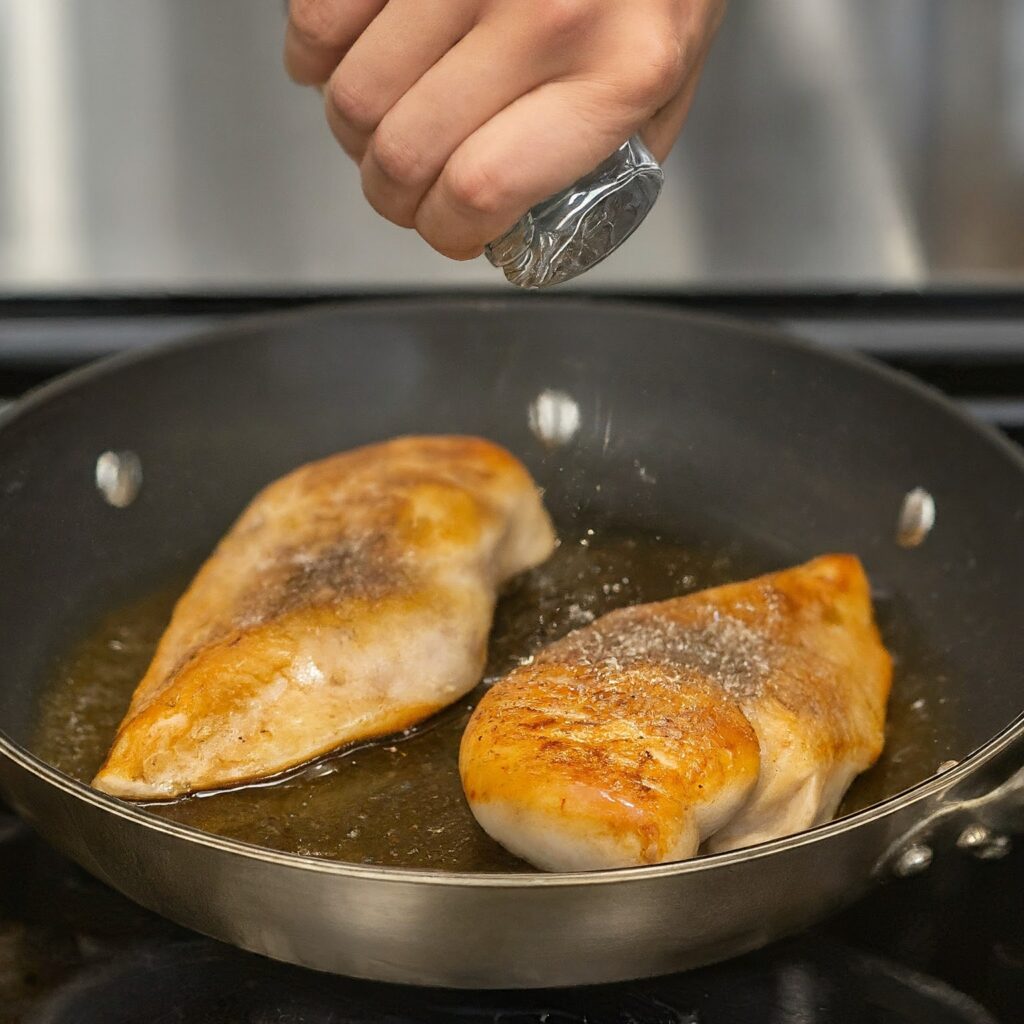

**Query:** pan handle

left=877, top=733, right=1024, bottom=878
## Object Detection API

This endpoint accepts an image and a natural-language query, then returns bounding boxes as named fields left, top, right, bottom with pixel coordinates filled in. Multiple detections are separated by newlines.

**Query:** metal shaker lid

left=484, top=136, right=664, bottom=289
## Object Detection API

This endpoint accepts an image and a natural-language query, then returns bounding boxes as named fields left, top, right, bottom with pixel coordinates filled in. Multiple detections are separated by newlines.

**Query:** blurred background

left=1, top=0, right=1022, bottom=294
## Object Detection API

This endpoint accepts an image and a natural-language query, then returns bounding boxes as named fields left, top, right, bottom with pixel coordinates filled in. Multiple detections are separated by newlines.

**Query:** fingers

left=358, top=21, right=561, bottom=229
left=412, top=82, right=637, bottom=260
left=324, top=0, right=477, bottom=162
left=642, top=1, right=725, bottom=161
left=641, top=52, right=708, bottom=162
left=284, top=0, right=384, bottom=85
left=287, top=0, right=720, bottom=263
left=414, top=36, right=686, bottom=261
left=410, top=11, right=687, bottom=259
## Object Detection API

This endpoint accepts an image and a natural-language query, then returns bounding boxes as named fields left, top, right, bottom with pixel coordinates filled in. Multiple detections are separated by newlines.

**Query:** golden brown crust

left=94, top=436, right=555, bottom=799
left=460, top=555, right=892, bottom=868
left=128, top=435, right=534, bottom=718
left=462, top=665, right=760, bottom=863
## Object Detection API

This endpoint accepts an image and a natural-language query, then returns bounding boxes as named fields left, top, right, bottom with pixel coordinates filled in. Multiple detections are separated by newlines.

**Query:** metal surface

left=1, top=299, right=1023, bottom=987
left=957, top=824, right=1013, bottom=860
left=94, top=450, right=143, bottom=508
left=485, top=137, right=664, bottom=289
left=881, top=760, right=1024, bottom=880
left=2, top=809, right=1010, bottom=1024
left=1, top=1, right=1023, bottom=292
left=892, top=843, right=934, bottom=878
left=527, top=389, right=581, bottom=449
left=896, top=487, right=936, bottom=547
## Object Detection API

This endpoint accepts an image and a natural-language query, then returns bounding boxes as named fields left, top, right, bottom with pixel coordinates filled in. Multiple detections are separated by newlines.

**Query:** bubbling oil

left=32, top=529, right=954, bottom=871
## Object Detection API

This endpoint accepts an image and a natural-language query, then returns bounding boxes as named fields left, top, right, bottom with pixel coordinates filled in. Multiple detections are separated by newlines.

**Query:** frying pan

left=0, top=299, right=1022, bottom=988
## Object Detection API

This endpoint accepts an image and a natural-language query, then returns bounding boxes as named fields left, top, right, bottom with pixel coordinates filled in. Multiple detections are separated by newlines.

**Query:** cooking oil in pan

left=32, top=529, right=954, bottom=872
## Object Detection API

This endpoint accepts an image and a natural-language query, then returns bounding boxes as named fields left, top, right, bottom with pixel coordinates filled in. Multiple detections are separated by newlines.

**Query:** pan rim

left=4, top=293, right=1024, bottom=478
left=1, top=295, right=1022, bottom=886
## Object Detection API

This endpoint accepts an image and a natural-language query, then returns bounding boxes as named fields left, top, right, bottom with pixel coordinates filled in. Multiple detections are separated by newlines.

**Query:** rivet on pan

left=897, top=488, right=935, bottom=548
left=528, top=389, right=580, bottom=449
left=937, top=759, right=959, bottom=774
left=893, top=843, right=933, bottom=877
left=957, top=824, right=1012, bottom=860
left=95, top=450, right=143, bottom=508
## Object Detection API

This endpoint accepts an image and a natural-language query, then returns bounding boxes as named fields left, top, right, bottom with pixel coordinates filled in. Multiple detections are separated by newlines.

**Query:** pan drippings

left=32, top=529, right=954, bottom=872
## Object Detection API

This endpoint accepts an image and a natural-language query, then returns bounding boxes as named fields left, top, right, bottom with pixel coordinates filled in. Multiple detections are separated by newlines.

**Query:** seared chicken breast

left=94, top=436, right=555, bottom=800
left=460, top=555, right=891, bottom=870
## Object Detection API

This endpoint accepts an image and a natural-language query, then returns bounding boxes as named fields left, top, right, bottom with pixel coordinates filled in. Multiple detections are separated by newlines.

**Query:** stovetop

left=1, top=294, right=1022, bottom=1024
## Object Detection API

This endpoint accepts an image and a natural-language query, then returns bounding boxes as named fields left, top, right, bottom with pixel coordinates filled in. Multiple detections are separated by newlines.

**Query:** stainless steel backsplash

left=0, top=0, right=1021, bottom=291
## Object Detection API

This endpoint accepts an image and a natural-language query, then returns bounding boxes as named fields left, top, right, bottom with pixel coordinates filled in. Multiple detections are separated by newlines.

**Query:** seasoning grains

left=540, top=592, right=781, bottom=703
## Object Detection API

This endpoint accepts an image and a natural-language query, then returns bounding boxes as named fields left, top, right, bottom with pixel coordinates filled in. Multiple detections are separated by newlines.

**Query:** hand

left=285, top=0, right=725, bottom=260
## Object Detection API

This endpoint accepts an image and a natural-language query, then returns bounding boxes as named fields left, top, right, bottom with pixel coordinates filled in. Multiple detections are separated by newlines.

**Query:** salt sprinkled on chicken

left=536, top=589, right=781, bottom=701
left=462, top=555, right=892, bottom=871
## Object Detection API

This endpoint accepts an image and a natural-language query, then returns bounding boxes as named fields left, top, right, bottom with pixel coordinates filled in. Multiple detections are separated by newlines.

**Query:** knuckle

left=289, top=0, right=334, bottom=44
left=626, top=30, right=685, bottom=106
left=326, top=74, right=377, bottom=133
left=442, top=156, right=511, bottom=218
left=369, top=126, right=428, bottom=189
left=362, top=179, right=417, bottom=229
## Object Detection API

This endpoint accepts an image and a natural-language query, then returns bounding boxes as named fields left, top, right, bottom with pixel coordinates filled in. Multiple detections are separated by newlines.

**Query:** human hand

left=285, top=0, right=725, bottom=259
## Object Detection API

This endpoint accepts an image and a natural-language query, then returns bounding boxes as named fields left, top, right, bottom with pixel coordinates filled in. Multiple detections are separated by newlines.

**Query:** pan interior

left=1, top=300, right=1021, bottom=874
left=30, top=513, right=955, bottom=873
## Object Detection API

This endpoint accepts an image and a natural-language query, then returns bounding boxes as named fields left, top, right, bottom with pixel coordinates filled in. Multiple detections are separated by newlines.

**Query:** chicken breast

left=460, top=555, right=891, bottom=870
left=93, top=436, right=555, bottom=800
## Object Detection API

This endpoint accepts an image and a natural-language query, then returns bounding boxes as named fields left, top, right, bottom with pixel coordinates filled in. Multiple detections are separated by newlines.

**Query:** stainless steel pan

left=1, top=299, right=1022, bottom=987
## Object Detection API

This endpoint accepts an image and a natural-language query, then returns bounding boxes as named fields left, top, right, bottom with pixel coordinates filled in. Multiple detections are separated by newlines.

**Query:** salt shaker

left=484, top=136, right=664, bottom=289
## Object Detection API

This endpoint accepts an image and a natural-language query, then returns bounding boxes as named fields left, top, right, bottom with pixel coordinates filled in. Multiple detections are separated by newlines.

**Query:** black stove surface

left=2, top=294, right=1023, bottom=1024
